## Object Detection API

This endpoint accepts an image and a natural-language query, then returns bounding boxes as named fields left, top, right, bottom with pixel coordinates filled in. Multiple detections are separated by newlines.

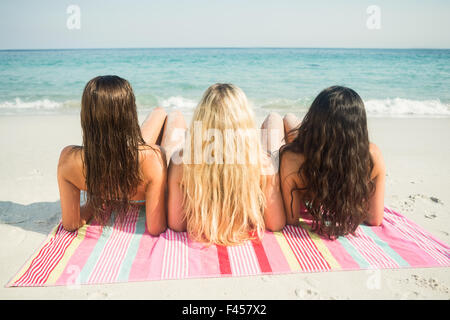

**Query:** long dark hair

left=80, top=75, right=145, bottom=224
left=281, top=86, right=374, bottom=239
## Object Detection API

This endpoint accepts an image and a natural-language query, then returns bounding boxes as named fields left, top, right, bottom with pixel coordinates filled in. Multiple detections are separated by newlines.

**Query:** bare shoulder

left=168, top=148, right=184, bottom=182
left=58, top=145, right=83, bottom=172
left=369, top=143, right=386, bottom=178
left=369, top=143, right=382, bottom=160
left=280, top=149, right=304, bottom=176
left=57, top=145, right=85, bottom=189
left=140, top=144, right=166, bottom=176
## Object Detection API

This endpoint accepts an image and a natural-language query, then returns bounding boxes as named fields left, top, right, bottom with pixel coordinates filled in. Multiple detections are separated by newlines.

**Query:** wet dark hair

left=281, top=86, right=375, bottom=239
left=80, top=75, right=146, bottom=224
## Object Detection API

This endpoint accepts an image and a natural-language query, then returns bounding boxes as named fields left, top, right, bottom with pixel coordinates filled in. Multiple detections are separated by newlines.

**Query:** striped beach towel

left=7, top=206, right=450, bottom=287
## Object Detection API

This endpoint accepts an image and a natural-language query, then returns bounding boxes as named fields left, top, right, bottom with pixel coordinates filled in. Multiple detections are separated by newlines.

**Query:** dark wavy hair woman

left=57, top=75, right=185, bottom=235
left=279, top=86, right=386, bottom=239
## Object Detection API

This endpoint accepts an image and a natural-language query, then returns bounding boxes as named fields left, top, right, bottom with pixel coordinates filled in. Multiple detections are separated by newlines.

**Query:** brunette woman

left=279, top=86, right=386, bottom=239
left=57, top=75, right=182, bottom=235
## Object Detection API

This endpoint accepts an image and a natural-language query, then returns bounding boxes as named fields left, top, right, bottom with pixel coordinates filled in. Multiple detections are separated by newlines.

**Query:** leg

left=283, top=113, right=301, bottom=144
left=261, top=112, right=284, bottom=155
left=160, top=110, right=187, bottom=164
left=141, top=107, right=167, bottom=145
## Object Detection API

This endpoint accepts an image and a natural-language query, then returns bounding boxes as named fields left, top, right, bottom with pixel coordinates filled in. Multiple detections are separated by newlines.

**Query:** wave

left=364, top=98, right=450, bottom=116
left=1, top=97, right=450, bottom=117
left=0, top=98, right=81, bottom=113
left=158, top=96, right=197, bottom=110
left=0, top=98, right=63, bottom=110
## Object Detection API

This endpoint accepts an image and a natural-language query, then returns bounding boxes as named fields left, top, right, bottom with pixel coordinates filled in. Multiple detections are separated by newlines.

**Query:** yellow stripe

left=45, top=223, right=89, bottom=285
left=299, top=219, right=341, bottom=270
left=273, top=231, right=302, bottom=271
left=8, top=224, right=59, bottom=286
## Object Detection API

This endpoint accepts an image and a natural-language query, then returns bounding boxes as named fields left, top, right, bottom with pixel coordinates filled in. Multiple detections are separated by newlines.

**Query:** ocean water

left=0, top=48, right=449, bottom=117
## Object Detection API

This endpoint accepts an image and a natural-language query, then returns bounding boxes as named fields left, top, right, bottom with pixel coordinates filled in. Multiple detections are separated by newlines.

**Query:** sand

left=0, top=113, right=449, bottom=299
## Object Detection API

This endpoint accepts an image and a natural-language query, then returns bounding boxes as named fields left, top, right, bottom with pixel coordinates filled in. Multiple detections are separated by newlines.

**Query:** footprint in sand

left=424, top=213, right=437, bottom=219
left=86, top=291, right=110, bottom=299
left=294, top=288, right=320, bottom=299
left=410, top=274, right=449, bottom=294
left=429, top=197, right=443, bottom=205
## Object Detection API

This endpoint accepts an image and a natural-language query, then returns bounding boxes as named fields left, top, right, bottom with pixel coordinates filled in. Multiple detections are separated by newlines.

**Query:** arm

left=283, top=113, right=301, bottom=144
left=144, top=147, right=167, bottom=236
left=167, top=156, right=187, bottom=232
left=365, top=144, right=386, bottom=226
left=262, top=156, right=286, bottom=231
left=280, top=151, right=304, bottom=226
left=58, top=146, right=91, bottom=231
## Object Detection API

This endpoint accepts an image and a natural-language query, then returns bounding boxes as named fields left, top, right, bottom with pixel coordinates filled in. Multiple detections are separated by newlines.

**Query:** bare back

left=280, top=143, right=385, bottom=226
left=57, top=144, right=167, bottom=235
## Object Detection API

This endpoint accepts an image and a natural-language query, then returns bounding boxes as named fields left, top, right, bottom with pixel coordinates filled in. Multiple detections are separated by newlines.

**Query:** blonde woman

left=167, top=83, right=286, bottom=245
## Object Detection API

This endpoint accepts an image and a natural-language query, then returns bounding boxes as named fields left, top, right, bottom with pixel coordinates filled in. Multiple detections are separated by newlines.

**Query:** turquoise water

left=0, top=48, right=449, bottom=116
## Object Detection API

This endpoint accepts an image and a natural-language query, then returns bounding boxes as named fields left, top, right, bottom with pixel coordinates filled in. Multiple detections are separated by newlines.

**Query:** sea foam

left=1, top=97, right=449, bottom=117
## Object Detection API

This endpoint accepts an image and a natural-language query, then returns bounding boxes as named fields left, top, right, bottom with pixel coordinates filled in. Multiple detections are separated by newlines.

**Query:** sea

left=0, top=48, right=449, bottom=118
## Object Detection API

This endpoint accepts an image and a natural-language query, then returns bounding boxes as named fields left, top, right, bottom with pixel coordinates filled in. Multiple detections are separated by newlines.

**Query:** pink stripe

left=247, top=243, right=261, bottom=274
left=227, top=242, right=260, bottom=276
left=128, top=229, right=164, bottom=281
left=104, top=210, right=138, bottom=282
left=347, top=228, right=398, bottom=269
left=295, top=228, right=328, bottom=271
left=32, top=230, right=76, bottom=284
left=161, top=230, right=188, bottom=279
left=348, top=231, right=387, bottom=268
left=88, top=211, right=138, bottom=284
left=55, top=223, right=103, bottom=285
left=384, top=209, right=447, bottom=261
left=15, top=225, right=65, bottom=285
left=259, top=231, right=291, bottom=273
left=16, top=225, right=72, bottom=285
left=241, top=242, right=259, bottom=275
left=356, top=228, right=399, bottom=268
left=347, top=233, right=390, bottom=268
left=283, top=227, right=309, bottom=271
left=321, top=235, right=360, bottom=270
left=284, top=226, right=313, bottom=271
left=294, top=227, right=329, bottom=271
left=190, top=241, right=221, bottom=277
left=384, top=213, right=448, bottom=265
left=87, top=221, right=123, bottom=283
left=102, top=211, right=138, bottom=281
left=161, top=230, right=170, bottom=279
left=16, top=225, right=77, bottom=286
left=293, top=226, right=329, bottom=271
left=371, top=222, right=438, bottom=267
left=283, top=226, right=315, bottom=271
left=100, top=210, right=138, bottom=283
left=384, top=209, right=449, bottom=265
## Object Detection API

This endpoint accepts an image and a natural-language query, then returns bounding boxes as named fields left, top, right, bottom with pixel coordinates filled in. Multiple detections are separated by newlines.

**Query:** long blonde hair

left=181, top=83, right=266, bottom=245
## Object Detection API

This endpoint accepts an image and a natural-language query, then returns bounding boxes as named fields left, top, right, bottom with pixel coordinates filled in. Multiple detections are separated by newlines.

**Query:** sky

left=1, top=0, right=450, bottom=49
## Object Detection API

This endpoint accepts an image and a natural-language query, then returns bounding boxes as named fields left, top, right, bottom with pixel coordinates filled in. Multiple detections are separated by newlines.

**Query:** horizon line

left=1, top=46, right=450, bottom=51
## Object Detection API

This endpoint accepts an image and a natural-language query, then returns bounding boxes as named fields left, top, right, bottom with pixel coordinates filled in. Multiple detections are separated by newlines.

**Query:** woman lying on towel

left=167, top=83, right=286, bottom=245
left=57, top=75, right=180, bottom=235
left=279, top=86, right=386, bottom=239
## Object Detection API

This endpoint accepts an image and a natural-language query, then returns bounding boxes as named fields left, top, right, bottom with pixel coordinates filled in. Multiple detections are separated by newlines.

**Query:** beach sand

left=0, top=113, right=449, bottom=299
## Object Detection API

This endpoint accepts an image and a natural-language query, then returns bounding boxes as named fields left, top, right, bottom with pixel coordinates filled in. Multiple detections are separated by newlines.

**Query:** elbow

left=62, top=221, right=80, bottom=232
left=167, top=220, right=187, bottom=233
left=286, top=215, right=299, bottom=226
left=365, top=215, right=384, bottom=227
left=265, top=222, right=285, bottom=232
left=147, top=223, right=167, bottom=236
left=367, top=219, right=383, bottom=227
left=265, top=217, right=286, bottom=232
